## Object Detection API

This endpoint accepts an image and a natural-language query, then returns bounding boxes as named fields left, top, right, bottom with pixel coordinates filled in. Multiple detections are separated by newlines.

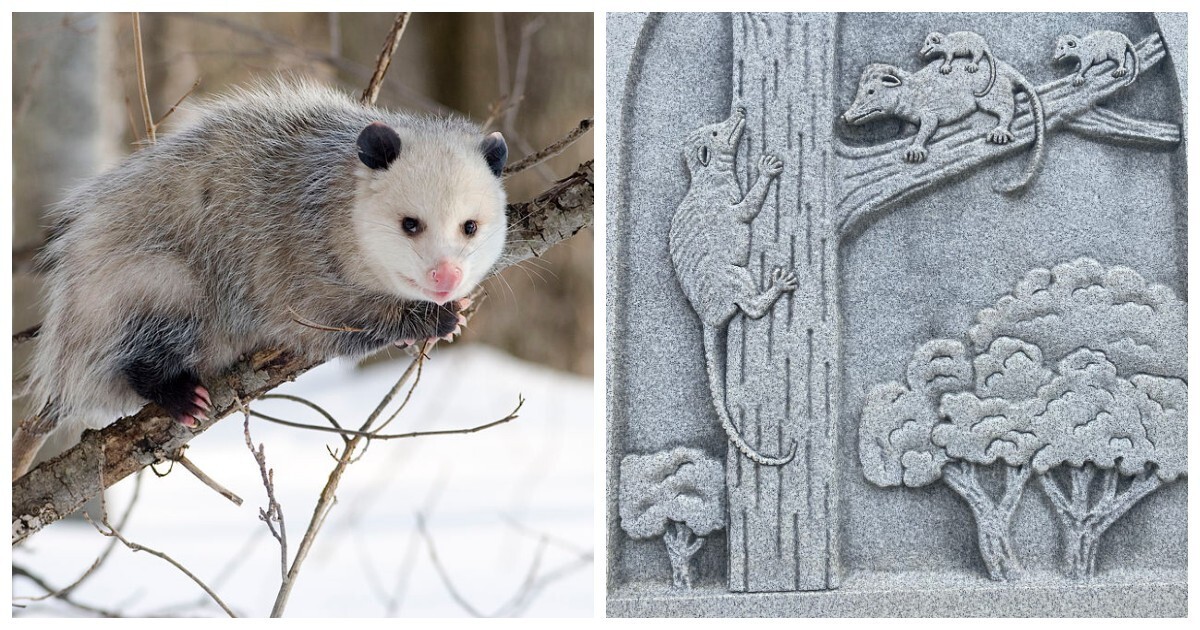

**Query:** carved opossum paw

left=759, top=154, right=784, bottom=177
left=771, top=267, right=799, bottom=292
left=966, top=63, right=979, bottom=73
left=939, top=64, right=952, bottom=75
left=1112, top=68, right=1128, bottom=78
left=987, top=128, right=1014, bottom=144
left=903, top=146, right=928, bottom=163
left=1072, top=76, right=1086, bottom=87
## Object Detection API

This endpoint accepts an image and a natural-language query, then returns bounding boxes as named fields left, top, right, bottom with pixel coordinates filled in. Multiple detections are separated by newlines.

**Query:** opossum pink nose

left=429, top=261, right=463, bottom=292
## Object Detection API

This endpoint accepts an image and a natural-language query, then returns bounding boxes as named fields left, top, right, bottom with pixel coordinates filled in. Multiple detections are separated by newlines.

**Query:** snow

left=12, top=344, right=594, bottom=618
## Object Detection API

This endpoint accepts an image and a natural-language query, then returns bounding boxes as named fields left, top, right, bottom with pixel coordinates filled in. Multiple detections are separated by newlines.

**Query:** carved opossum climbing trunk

left=725, top=13, right=841, bottom=592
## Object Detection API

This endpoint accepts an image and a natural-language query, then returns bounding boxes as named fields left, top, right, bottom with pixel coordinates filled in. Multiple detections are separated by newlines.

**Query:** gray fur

left=19, top=80, right=508, bottom=466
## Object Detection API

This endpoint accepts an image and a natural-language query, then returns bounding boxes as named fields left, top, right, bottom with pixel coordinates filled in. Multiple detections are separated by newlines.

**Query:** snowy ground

left=12, top=344, right=594, bottom=618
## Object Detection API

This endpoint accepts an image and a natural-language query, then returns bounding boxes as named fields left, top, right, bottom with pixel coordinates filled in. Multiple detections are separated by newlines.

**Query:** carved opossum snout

left=843, top=64, right=904, bottom=125
left=683, top=107, right=746, bottom=170
left=920, top=32, right=943, bottom=58
left=1053, top=36, right=1077, bottom=62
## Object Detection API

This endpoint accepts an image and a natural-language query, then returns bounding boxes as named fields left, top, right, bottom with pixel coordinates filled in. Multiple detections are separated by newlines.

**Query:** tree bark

left=663, top=521, right=705, bottom=589
left=942, top=461, right=1030, bottom=582
left=12, top=163, right=593, bottom=546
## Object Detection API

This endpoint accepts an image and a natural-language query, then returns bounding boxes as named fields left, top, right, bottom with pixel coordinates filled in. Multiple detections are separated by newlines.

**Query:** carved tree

left=860, top=259, right=1187, bottom=581
left=618, top=447, right=726, bottom=589
left=861, top=338, right=1038, bottom=581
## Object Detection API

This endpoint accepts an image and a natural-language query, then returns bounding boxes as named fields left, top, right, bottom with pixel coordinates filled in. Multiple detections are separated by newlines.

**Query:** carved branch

left=12, top=165, right=593, bottom=546
left=835, top=34, right=1175, bottom=237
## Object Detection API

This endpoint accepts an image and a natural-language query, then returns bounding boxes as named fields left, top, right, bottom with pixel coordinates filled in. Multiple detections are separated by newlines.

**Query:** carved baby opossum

left=842, top=59, right=1046, bottom=193
left=669, top=107, right=799, bottom=467
left=1053, top=31, right=1139, bottom=87
left=14, top=81, right=509, bottom=478
left=921, top=31, right=997, bottom=97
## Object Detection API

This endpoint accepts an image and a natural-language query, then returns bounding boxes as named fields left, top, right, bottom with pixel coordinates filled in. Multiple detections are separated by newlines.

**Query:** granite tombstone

left=607, top=12, right=1186, bottom=617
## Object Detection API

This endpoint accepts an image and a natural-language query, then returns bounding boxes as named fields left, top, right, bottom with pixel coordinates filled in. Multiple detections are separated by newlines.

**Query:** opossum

left=1053, top=31, right=1139, bottom=87
left=842, top=60, right=1046, bottom=194
left=669, top=107, right=799, bottom=467
left=920, top=31, right=997, bottom=97
left=14, top=81, right=509, bottom=478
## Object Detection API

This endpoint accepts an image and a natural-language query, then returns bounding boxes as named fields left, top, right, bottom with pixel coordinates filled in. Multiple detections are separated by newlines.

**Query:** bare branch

left=503, top=119, right=593, bottom=178
left=243, top=409, right=287, bottom=582
left=175, top=453, right=243, bottom=507
left=155, top=77, right=202, bottom=127
left=251, top=396, right=523, bottom=440
left=360, top=13, right=410, bottom=107
left=131, top=13, right=155, bottom=143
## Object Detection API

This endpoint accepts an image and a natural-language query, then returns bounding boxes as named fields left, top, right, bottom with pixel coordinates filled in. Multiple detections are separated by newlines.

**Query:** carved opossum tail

left=974, top=50, right=997, bottom=97
left=702, top=326, right=796, bottom=467
left=994, top=67, right=1046, bottom=195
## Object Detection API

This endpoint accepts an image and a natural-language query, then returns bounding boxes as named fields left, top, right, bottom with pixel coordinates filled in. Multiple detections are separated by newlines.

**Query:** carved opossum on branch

left=14, top=81, right=509, bottom=478
left=1053, top=31, right=1139, bottom=87
left=669, top=108, right=799, bottom=467
left=921, top=31, right=997, bottom=97
left=842, top=59, right=1046, bottom=194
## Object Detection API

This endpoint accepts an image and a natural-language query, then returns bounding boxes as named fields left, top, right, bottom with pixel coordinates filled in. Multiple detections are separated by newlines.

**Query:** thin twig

left=11, top=566, right=122, bottom=617
left=287, top=306, right=366, bottom=333
left=503, top=119, right=593, bottom=177
left=131, top=13, right=155, bottom=143
left=174, top=453, right=243, bottom=506
left=242, top=406, right=287, bottom=583
left=258, top=393, right=346, bottom=434
left=360, top=12, right=410, bottom=106
left=250, top=396, right=523, bottom=440
left=155, top=77, right=201, bottom=127
left=85, top=456, right=235, bottom=617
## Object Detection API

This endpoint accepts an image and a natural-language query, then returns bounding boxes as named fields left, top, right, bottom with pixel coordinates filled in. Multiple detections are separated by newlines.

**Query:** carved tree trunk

left=942, top=462, right=1029, bottom=582
left=725, top=13, right=840, bottom=592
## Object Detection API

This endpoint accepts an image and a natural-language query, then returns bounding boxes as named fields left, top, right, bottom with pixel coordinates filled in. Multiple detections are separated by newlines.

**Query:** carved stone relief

left=608, top=11, right=1185, bottom=617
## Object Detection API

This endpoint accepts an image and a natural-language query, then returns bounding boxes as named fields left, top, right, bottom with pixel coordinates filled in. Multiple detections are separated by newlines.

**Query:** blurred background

left=11, top=13, right=593, bottom=617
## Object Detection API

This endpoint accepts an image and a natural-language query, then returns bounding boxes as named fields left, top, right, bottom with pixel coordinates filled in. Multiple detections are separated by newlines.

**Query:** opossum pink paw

left=1072, top=76, right=1086, bottom=86
left=966, top=63, right=979, bottom=73
left=1112, top=68, right=1127, bottom=78
left=939, top=65, right=952, bottom=75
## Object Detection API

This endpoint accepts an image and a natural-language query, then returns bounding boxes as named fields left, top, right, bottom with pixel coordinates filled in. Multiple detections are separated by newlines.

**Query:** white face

left=352, top=132, right=507, bottom=305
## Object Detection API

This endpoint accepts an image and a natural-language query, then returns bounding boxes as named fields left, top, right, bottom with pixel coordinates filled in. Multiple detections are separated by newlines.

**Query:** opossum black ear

left=357, top=122, right=402, bottom=170
left=481, top=132, right=508, bottom=177
left=881, top=73, right=903, bottom=87
left=698, top=146, right=710, bottom=166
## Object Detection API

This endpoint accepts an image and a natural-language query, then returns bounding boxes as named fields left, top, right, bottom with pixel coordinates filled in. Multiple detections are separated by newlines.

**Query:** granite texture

left=607, top=12, right=1186, bottom=617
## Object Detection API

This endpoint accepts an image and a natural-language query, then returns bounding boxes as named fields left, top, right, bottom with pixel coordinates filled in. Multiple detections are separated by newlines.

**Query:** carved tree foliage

left=859, top=258, right=1187, bottom=581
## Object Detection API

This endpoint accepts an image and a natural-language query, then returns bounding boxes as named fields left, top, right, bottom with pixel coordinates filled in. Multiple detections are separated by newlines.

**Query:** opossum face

left=842, top=64, right=906, bottom=125
left=682, top=108, right=745, bottom=174
left=920, top=32, right=945, bottom=58
left=1053, top=35, right=1080, bottom=62
left=353, top=123, right=508, bottom=305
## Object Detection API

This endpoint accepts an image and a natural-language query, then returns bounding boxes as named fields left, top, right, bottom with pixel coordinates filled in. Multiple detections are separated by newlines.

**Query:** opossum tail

left=994, top=65, right=1046, bottom=195
left=702, top=326, right=796, bottom=467
left=974, top=50, right=997, bottom=98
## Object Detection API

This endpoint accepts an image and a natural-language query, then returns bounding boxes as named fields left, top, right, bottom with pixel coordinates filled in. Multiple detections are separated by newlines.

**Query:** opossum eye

left=463, top=220, right=478, bottom=236
left=401, top=217, right=423, bottom=235
left=1068, top=40, right=1076, bottom=48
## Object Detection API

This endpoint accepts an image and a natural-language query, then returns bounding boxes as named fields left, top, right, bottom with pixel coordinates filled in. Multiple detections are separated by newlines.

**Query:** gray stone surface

left=607, top=12, right=1186, bottom=617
